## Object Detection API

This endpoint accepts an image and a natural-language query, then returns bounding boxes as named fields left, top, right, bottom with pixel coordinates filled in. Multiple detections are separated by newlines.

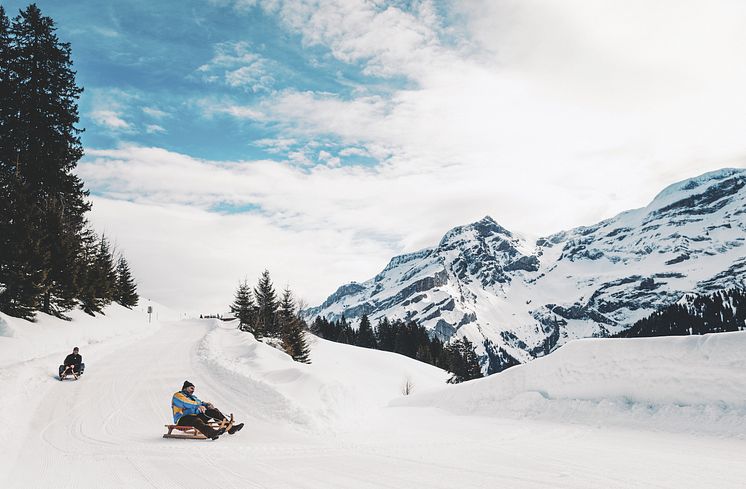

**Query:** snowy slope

left=308, top=168, right=746, bottom=372
left=1, top=310, right=745, bottom=488
left=398, top=331, right=746, bottom=437
left=197, top=322, right=449, bottom=430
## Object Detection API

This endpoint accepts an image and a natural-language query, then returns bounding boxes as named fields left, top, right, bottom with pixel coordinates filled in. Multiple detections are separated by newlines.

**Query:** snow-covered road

left=2, top=317, right=745, bottom=489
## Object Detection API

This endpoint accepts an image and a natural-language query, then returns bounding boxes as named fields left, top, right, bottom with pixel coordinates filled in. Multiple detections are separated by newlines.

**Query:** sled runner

left=58, top=365, right=83, bottom=381
left=163, top=413, right=235, bottom=439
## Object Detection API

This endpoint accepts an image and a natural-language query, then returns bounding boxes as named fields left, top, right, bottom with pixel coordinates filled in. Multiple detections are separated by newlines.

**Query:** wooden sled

left=59, top=366, right=80, bottom=381
left=163, top=413, right=234, bottom=440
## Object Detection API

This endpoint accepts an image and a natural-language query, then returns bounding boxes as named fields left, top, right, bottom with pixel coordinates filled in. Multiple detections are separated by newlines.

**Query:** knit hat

left=182, top=380, right=194, bottom=390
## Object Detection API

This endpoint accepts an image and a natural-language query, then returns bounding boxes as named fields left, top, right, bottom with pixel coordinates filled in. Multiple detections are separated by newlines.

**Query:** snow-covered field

left=1, top=306, right=744, bottom=489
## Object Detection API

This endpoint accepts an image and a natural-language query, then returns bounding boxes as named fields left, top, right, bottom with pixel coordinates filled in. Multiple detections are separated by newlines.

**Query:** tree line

left=0, top=4, right=138, bottom=320
left=310, top=315, right=483, bottom=383
left=615, top=287, right=746, bottom=338
left=230, top=270, right=311, bottom=364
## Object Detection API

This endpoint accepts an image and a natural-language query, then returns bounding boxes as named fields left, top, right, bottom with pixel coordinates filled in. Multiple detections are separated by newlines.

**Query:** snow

left=310, top=168, right=746, bottom=369
left=1, top=308, right=745, bottom=488
left=399, top=332, right=746, bottom=437
left=648, top=167, right=745, bottom=209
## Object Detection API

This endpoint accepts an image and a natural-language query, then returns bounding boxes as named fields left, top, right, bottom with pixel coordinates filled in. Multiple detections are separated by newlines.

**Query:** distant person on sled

left=58, top=347, right=85, bottom=379
left=171, top=381, right=244, bottom=440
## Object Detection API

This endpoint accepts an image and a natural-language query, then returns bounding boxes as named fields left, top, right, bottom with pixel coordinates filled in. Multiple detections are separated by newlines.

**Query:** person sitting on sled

left=58, top=347, right=85, bottom=378
left=171, top=381, right=244, bottom=440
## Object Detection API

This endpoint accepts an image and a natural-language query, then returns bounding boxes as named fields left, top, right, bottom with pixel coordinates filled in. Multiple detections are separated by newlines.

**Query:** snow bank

left=0, top=301, right=170, bottom=368
left=0, top=301, right=169, bottom=475
left=399, top=332, right=746, bottom=437
left=197, top=321, right=450, bottom=431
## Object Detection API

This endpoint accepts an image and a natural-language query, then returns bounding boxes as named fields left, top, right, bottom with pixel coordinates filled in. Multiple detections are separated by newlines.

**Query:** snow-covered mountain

left=307, top=168, right=746, bottom=372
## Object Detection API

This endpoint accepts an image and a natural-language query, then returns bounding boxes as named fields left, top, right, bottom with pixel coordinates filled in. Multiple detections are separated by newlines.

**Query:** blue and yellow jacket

left=172, top=390, right=206, bottom=423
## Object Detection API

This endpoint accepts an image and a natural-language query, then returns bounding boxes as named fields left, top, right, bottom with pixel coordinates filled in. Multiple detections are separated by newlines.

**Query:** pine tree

left=278, top=287, right=295, bottom=330
left=0, top=5, right=92, bottom=318
left=93, top=234, right=117, bottom=308
left=114, top=255, right=138, bottom=308
left=310, top=316, right=327, bottom=338
left=0, top=6, right=15, bottom=179
left=445, top=337, right=484, bottom=384
left=375, top=317, right=396, bottom=351
left=230, top=280, right=255, bottom=332
left=278, top=288, right=311, bottom=363
left=253, top=270, right=278, bottom=338
left=355, top=314, right=377, bottom=348
left=78, top=228, right=100, bottom=315
left=460, top=337, right=484, bottom=381
left=0, top=177, right=49, bottom=319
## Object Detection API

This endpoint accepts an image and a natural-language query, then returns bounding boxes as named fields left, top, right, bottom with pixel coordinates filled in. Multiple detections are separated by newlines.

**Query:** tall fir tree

left=253, top=269, right=278, bottom=338
left=77, top=228, right=100, bottom=315
left=93, top=234, right=117, bottom=308
left=460, top=337, right=484, bottom=381
left=230, top=280, right=255, bottom=332
left=445, top=337, right=484, bottom=384
left=0, top=177, right=49, bottom=318
left=375, top=317, right=397, bottom=351
left=278, top=288, right=311, bottom=363
left=0, top=6, right=15, bottom=180
left=355, top=314, right=377, bottom=348
left=114, top=255, right=138, bottom=308
left=0, top=4, right=96, bottom=319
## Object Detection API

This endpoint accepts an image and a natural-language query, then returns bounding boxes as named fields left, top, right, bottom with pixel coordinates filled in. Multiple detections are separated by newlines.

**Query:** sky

left=5, top=0, right=746, bottom=314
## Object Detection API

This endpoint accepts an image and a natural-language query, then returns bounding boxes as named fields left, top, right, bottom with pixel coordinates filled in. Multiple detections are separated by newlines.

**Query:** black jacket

left=64, top=353, right=82, bottom=366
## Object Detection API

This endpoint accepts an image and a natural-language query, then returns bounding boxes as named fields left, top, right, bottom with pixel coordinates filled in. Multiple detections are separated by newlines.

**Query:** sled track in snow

left=3, top=319, right=746, bottom=489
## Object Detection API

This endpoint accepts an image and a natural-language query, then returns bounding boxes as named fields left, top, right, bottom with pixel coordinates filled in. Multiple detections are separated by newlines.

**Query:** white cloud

left=91, top=26, right=120, bottom=38
left=142, top=107, right=170, bottom=119
left=88, top=88, right=138, bottom=133
left=79, top=1, right=746, bottom=311
left=78, top=143, right=738, bottom=312
left=210, top=0, right=746, bottom=215
left=197, top=97, right=265, bottom=120
left=253, top=137, right=298, bottom=153
left=317, top=150, right=340, bottom=167
left=91, top=109, right=132, bottom=131
left=251, top=0, right=452, bottom=78
left=198, top=41, right=274, bottom=92
left=145, top=124, right=167, bottom=134
left=85, top=196, right=393, bottom=315
left=339, top=147, right=370, bottom=158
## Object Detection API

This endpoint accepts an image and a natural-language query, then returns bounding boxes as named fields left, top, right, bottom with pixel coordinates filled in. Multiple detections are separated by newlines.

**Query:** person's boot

left=228, top=423, right=244, bottom=434
left=210, top=428, right=226, bottom=440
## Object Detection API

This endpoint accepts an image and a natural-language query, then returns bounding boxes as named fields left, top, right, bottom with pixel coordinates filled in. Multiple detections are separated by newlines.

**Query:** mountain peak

left=308, top=167, right=746, bottom=375
left=650, top=168, right=746, bottom=208
left=439, top=216, right=513, bottom=248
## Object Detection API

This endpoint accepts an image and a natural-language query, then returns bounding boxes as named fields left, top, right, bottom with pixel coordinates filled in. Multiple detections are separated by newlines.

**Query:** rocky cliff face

left=306, top=168, right=746, bottom=373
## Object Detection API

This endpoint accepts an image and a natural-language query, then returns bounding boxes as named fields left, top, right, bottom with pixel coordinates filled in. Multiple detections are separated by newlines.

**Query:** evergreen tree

left=114, top=255, right=138, bottom=308
left=0, top=5, right=96, bottom=318
left=0, top=5, right=15, bottom=180
left=93, top=234, right=117, bottom=307
left=445, top=337, right=484, bottom=384
left=0, top=177, right=48, bottom=319
left=375, top=317, right=396, bottom=351
left=616, top=287, right=746, bottom=338
left=77, top=228, right=100, bottom=315
left=460, top=337, right=484, bottom=381
left=253, top=270, right=278, bottom=338
left=355, top=314, right=376, bottom=348
left=77, top=229, right=121, bottom=316
left=278, top=288, right=311, bottom=363
left=230, top=280, right=255, bottom=332
left=0, top=5, right=12, bottom=171
left=310, top=316, right=329, bottom=338
left=416, top=344, right=433, bottom=364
